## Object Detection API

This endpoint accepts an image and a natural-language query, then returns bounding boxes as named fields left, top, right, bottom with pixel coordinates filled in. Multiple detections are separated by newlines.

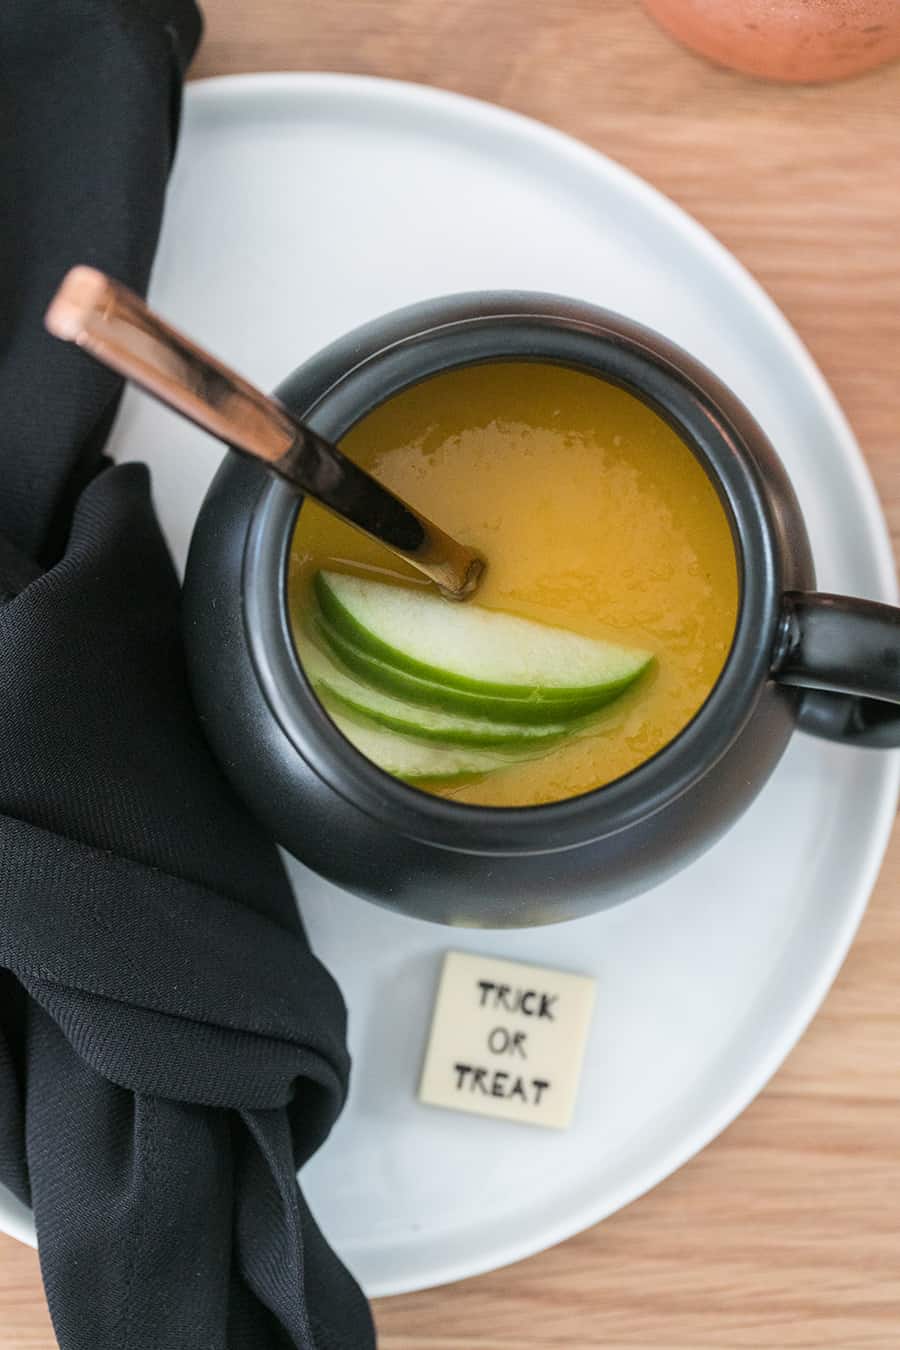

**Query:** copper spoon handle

left=45, top=267, right=485, bottom=600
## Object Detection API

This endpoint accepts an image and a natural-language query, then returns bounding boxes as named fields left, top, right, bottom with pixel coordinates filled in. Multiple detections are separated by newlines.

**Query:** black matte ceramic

left=183, top=293, right=900, bottom=927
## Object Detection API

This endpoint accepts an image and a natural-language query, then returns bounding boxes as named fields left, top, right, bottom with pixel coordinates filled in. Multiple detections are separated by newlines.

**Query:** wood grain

left=3, top=1, right=900, bottom=1345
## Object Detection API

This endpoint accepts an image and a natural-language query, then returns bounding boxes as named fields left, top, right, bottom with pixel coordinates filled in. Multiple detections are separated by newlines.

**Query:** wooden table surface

left=4, top=1, right=900, bottom=1346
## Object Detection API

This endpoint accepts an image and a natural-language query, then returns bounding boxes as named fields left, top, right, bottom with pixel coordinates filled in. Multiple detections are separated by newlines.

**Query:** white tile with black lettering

left=419, top=951, right=596, bottom=1130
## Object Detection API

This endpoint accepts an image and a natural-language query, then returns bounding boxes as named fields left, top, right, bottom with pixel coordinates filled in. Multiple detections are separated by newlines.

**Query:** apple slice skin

left=318, top=684, right=570, bottom=749
left=315, top=618, right=631, bottom=725
left=329, top=712, right=522, bottom=784
left=295, top=629, right=573, bottom=747
left=314, top=570, right=653, bottom=711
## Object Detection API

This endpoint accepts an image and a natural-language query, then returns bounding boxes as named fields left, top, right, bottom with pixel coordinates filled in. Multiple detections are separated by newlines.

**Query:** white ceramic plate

left=3, top=73, right=897, bottom=1298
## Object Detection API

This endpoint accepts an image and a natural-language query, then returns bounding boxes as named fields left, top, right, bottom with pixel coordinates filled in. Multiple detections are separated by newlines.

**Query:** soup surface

left=288, top=362, right=738, bottom=806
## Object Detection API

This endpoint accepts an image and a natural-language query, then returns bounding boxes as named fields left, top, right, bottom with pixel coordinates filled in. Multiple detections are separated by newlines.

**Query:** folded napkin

left=0, top=3, right=375, bottom=1346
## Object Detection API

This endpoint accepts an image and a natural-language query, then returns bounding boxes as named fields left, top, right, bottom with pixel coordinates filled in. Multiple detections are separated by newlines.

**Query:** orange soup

left=288, top=363, right=738, bottom=806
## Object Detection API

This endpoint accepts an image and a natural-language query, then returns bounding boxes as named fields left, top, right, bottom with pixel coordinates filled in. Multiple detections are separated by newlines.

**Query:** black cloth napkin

left=0, top=3, right=375, bottom=1346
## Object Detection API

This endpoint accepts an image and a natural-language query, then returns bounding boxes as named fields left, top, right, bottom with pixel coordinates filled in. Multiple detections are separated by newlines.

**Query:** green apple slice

left=315, top=617, right=587, bottom=725
left=330, top=712, right=519, bottom=783
left=297, top=633, right=571, bottom=747
left=314, top=569, right=653, bottom=716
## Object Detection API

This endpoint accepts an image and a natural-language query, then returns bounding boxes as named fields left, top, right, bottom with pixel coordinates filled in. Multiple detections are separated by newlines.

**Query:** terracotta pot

left=643, top=0, right=900, bottom=83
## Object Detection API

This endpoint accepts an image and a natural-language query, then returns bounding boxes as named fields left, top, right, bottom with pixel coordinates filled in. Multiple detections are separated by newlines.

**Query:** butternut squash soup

left=288, top=362, right=738, bottom=806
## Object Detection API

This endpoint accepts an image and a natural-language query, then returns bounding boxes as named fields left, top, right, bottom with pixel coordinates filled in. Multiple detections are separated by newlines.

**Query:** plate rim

left=3, top=71, right=897, bottom=1298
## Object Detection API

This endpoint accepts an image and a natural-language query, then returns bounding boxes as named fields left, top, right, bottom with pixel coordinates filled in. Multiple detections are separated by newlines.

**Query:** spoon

left=45, top=267, right=485, bottom=600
